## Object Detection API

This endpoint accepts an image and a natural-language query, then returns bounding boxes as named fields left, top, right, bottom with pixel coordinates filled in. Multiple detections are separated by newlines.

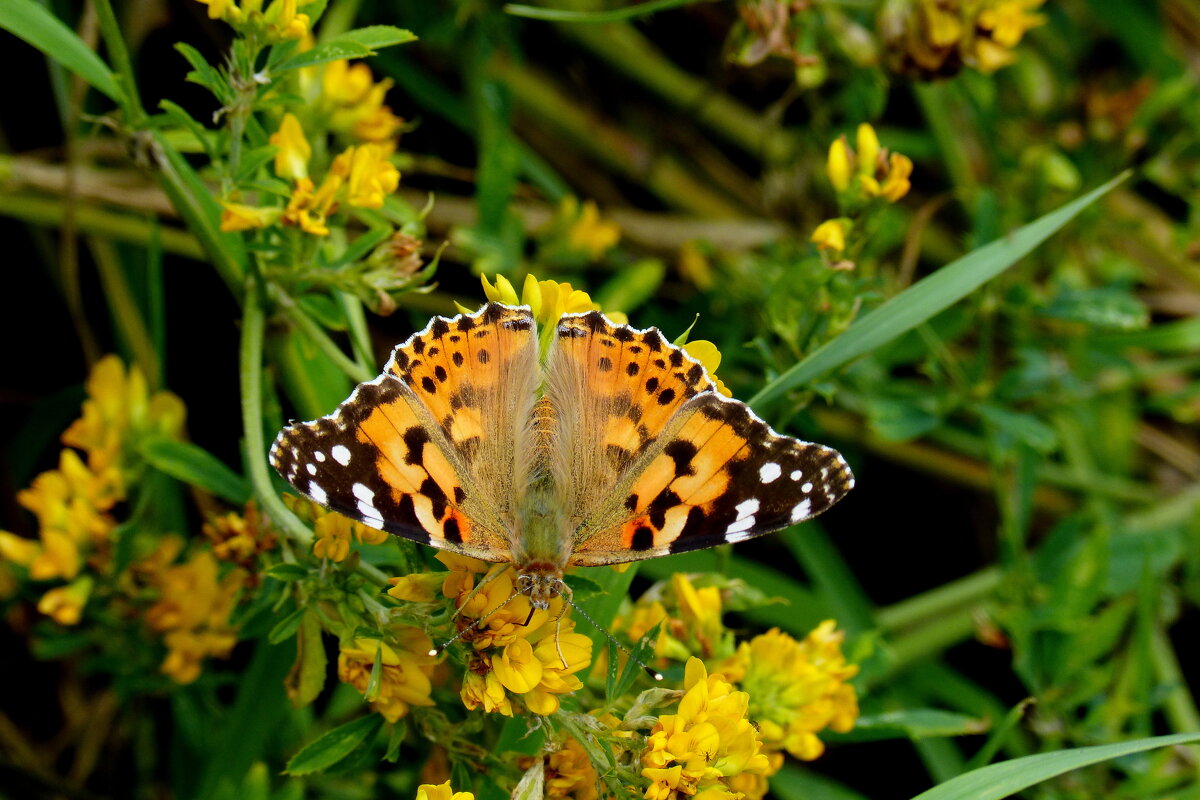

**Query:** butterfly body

left=271, top=303, right=854, bottom=606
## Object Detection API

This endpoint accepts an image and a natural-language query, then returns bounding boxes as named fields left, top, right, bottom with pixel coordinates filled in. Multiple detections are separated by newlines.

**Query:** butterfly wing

left=544, top=311, right=853, bottom=566
left=270, top=303, right=539, bottom=562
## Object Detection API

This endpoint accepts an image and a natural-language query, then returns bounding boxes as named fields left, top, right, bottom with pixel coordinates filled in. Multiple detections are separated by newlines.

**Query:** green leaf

left=273, top=26, right=416, bottom=72
left=0, top=0, right=121, bottom=101
left=836, top=709, right=989, bottom=742
left=140, top=437, right=251, bottom=504
left=908, top=732, right=1200, bottom=800
left=174, top=42, right=230, bottom=103
left=286, top=610, right=327, bottom=709
left=504, top=0, right=714, bottom=23
left=612, top=620, right=663, bottom=701
left=285, top=715, right=384, bottom=776
left=750, top=171, right=1131, bottom=408
left=268, top=605, right=308, bottom=645
left=265, top=563, right=310, bottom=582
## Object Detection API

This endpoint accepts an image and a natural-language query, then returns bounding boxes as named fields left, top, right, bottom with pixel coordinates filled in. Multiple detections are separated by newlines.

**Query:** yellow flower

left=220, top=201, right=281, bottom=232
left=162, top=628, right=238, bottom=683
left=416, top=780, right=474, bottom=800
left=824, top=124, right=912, bottom=205
left=203, top=505, right=276, bottom=570
left=672, top=574, right=725, bottom=658
left=322, top=60, right=405, bottom=143
left=724, top=623, right=859, bottom=761
left=461, top=665, right=514, bottom=716
left=310, top=507, right=384, bottom=559
left=826, top=137, right=853, bottom=193
left=388, top=571, right=445, bottom=602
left=270, top=113, right=311, bottom=180
left=195, top=0, right=243, bottom=23
left=345, top=144, right=400, bottom=208
left=811, top=219, right=851, bottom=253
left=565, top=198, right=621, bottom=260
left=492, top=637, right=543, bottom=693
left=282, top=178, right=333, bottom=236
left=37, top=576, right=93, bottom=626
left=680, top=341, right=731, bottom=397
left=544, top=736, right=599, bottom=800
left=977, top=0, right=1046, bottom=49
left=879, top=152, right=914, bottom=202
left=338, top=631, right=437, bottom=721
left=145, top=550, right=241, bottom=633
left=641, top=658, right=769, bottom=800
left=477, top=273, right=628, bottom=328
left=263, top=0, right=309, bottom=41
left=0, top=531, right=40, bottom=567
left=62, top=355, right=185, bottom=474
left=141, top=548, right=242, bottom=682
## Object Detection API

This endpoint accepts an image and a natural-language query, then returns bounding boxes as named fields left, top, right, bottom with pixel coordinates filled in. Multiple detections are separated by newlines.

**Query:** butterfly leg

left=552, top=583, right=574, bottom=669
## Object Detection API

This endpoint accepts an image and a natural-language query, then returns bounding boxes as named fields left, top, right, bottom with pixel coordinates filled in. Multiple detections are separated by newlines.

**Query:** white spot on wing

left=332, top=445, right=352, bottom=466
left=314, top=451, right=326, bottom=462
left=759, top=462, right=782, bottom=483
left=352, top=483, right=374, bottom=503
left=790, top=469, right=803, bottom=481
left=357, top=501, right=384, bottom=526
left=726, top=516, right=755, bottom=534
left=306, top=463, right=317, bottom=476
left=801, top=482, right=813, bottom=494
left=309, top=482, right=328, bottom=505
left=790, top=498, right=813, bottom=523
left=734, top=498, right=760, bottom=520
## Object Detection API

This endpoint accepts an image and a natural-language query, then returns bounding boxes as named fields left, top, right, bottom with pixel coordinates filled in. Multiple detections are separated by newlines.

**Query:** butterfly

left=270, top=302, right=854, bottom=610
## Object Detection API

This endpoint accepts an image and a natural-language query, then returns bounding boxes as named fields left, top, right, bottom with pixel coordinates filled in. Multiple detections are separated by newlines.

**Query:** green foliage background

left=2, top=0, right=1200, bottom=798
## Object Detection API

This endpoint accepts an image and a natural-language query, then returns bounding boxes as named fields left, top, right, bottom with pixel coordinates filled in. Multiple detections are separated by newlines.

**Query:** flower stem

left=241, top=272, right=313, bottom=547
left=92, top=0, right=146, bottom=125
left=268, top=283, right=374, bottom=383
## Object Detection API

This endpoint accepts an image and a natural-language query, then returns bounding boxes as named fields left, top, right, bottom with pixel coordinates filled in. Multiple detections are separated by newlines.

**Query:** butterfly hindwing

left=270, top=303, right=539, bottom=563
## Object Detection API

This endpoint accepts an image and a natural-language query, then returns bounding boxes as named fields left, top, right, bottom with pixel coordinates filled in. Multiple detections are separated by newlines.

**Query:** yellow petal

left=855, top=123, right=880, bottom=175
left=826, top=136, right=853, bottom=192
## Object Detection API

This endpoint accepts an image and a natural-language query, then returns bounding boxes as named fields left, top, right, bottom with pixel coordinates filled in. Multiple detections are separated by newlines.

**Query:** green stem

left=92, top=0, right=145, bottom=125
left=0, top=191, right=205, bottom=257
left=268, top=284, right=374, bottom=383
left=339, top=292, right=377, bottom=374
left=1151, top=625, right=1200, bottom=735
left=241, top=273, right=313, bottom=547
left=877, top=566, right=1001, bottom=632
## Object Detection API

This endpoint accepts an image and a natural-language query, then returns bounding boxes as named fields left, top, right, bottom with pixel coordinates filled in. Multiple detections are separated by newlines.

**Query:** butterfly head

left=516, top=570, right=565, bottom=610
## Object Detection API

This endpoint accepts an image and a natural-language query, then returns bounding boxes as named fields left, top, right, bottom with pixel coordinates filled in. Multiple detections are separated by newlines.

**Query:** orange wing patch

left=569, top=392, right=853, bottom=565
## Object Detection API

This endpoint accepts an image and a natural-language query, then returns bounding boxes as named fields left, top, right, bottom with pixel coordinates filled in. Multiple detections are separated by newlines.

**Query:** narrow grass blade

left=909, top=732, right=1200, bottom=800
left=0, top=0, right=122, bottom=101
left=750, top=171, right=1131, bottom=408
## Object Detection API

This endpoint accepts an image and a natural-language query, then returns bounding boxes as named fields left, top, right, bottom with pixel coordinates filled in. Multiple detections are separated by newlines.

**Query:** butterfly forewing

left=270, top=303, right=539, bottom=563
left=545, top=310, right=716, bottom=534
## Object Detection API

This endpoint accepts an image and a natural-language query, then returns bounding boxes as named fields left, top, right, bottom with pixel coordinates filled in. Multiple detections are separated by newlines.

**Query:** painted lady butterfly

left=270, top=303, right=854, bottom=609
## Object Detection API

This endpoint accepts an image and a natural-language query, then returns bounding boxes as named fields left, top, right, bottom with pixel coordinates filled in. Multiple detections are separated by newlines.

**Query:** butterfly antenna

left=561, top=592, right=663, bottom=682
left=429, top=585, right=524, bottom=657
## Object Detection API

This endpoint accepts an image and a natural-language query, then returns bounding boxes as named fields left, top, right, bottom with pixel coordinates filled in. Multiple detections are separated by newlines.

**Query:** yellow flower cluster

left=282, top=494, right=387, bottom=562
left=721, top=622, right=859, bottom=761
left=562, top=197, right=621, bottom=261
left=221, top=114, right=400, bottom=236
left=202, top=503, right=277, bottom=575
left=882, top=0, right=1046, bottom=77
left=318, top=59, right=406, bottom=144
left=144, top=547, right=243, bottom=683
left=812, top=123, right=913, bottom=256
left=826, top=123, right=913, bottom=205
left=425, top=554, right=593, bottom=716
left=0, top=356, right=184, bottom=622
left=622, top=574, right=733, bottom=665
left=641, top=658, right=770, bottom=800
left=416, top=781, right=473, bottom=800
left=338, top=630, right=437, bottom=722
left=194, top=0, right=310, bottom=42
left=545, top=736, right=600, bottom=800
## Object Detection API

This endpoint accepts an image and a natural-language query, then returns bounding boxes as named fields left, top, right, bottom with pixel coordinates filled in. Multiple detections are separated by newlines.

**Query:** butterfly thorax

left=512, top=396, right=571, bottom=607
